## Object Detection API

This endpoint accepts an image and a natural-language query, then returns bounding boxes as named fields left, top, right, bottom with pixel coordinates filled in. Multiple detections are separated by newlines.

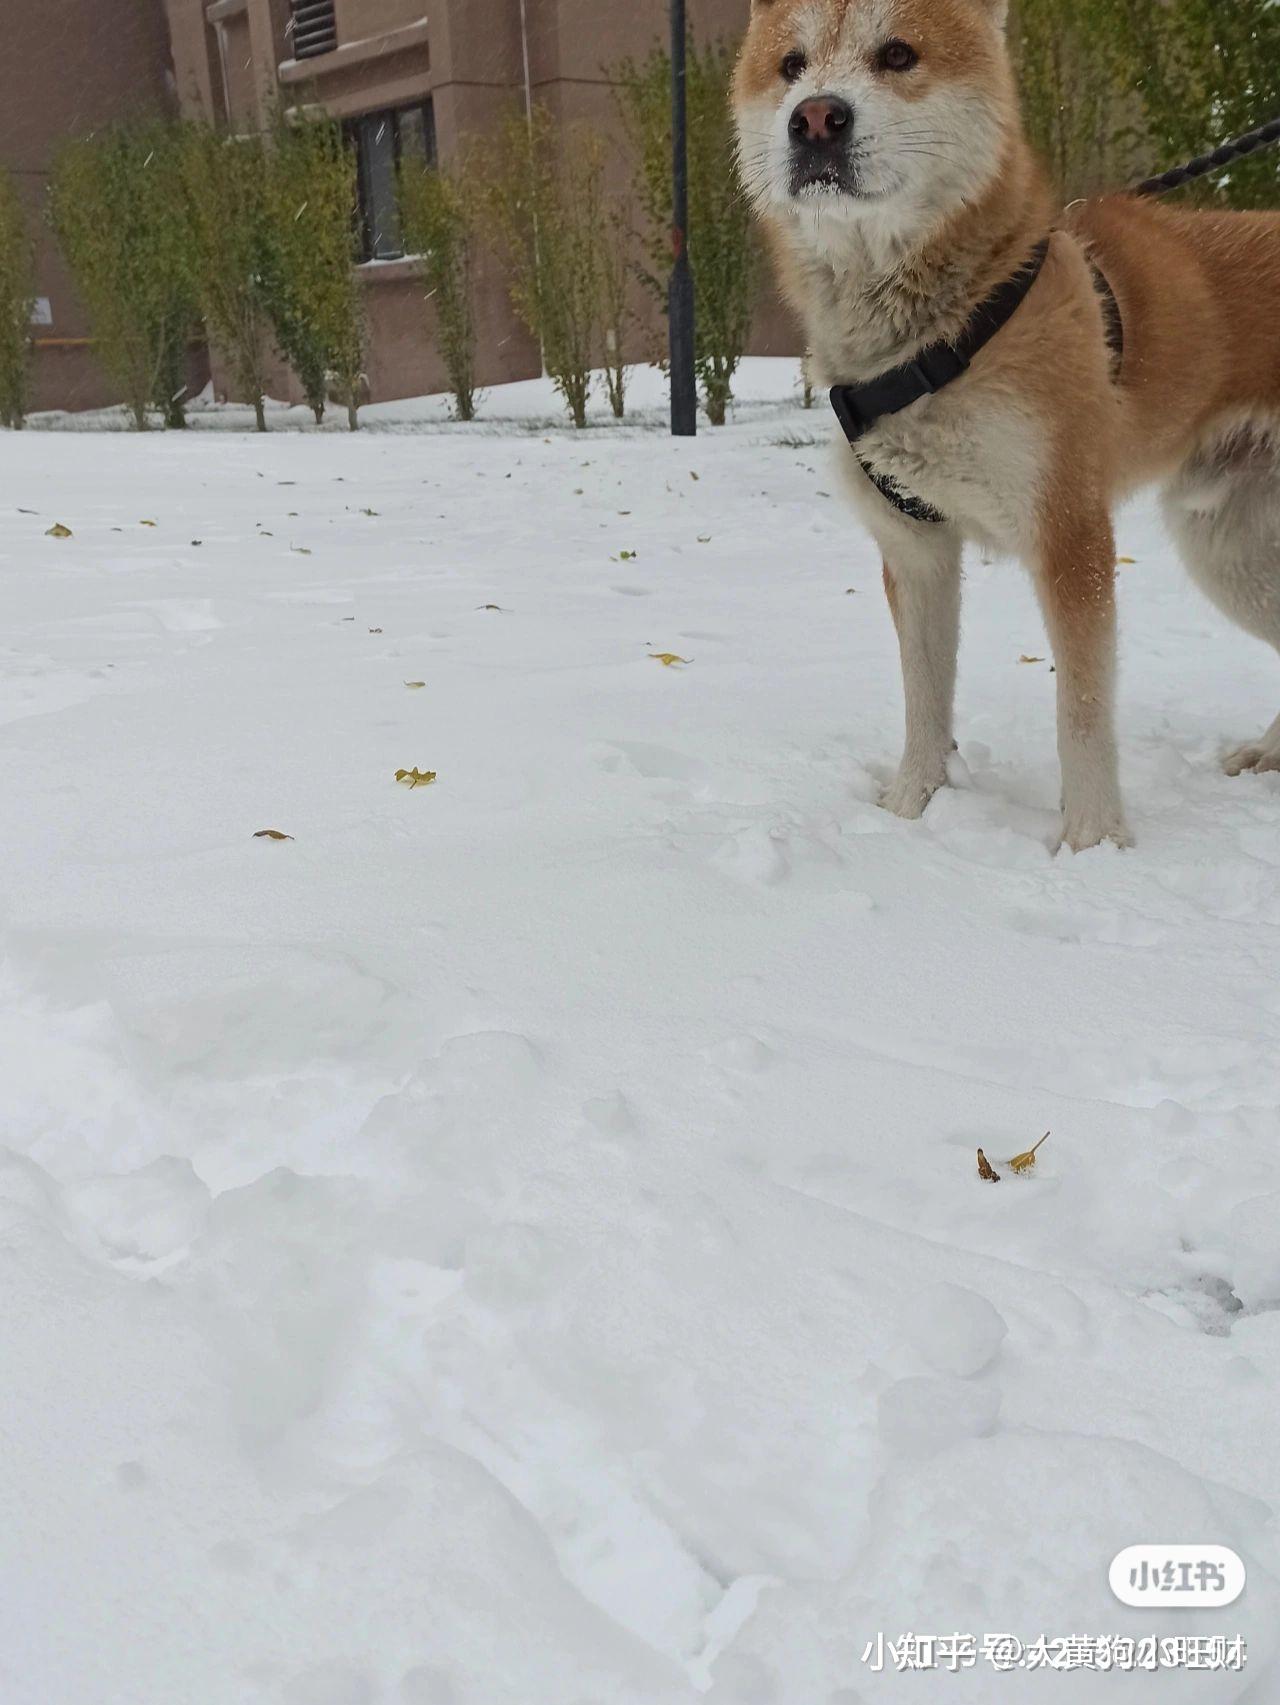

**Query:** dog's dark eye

left=878, top=40, right=918, bottom=72
left=780, top=52, right=807, bottom=83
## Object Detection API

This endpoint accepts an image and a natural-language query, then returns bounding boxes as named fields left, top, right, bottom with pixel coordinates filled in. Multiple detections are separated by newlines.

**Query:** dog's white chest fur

left=840, top=393, right=1043, bottom=553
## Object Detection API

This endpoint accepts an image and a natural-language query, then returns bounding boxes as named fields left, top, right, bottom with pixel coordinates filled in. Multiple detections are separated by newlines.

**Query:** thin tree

left=0, top=168, right=36, bottom=428
left=267, top=114, right=366, bottom=428
left=615, top=36, right=756, bottom=426
left=399, top=156, right=479, bottom=422
left=49, top=123, right=195, bottom=430
left=486, top=106, right=602, bottom=430
left=181, top=125, right=278, bottom=432
left=598, top=196, right=633, bottom=419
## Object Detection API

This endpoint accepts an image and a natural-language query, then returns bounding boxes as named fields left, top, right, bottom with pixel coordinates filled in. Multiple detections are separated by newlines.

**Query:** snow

left=899, top=1280, right=1008, bottom=1376
left=3, top=359, right=1280, bottom=1703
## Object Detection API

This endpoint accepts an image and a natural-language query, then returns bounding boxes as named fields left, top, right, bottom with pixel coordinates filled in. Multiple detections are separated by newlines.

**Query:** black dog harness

left=829, top=236, right=1123, bottom=525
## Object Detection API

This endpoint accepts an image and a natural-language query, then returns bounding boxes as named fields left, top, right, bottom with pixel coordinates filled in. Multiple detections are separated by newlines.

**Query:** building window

left=290, top=0, right=338, bottom=60
left=346, top=102, right=437, bottom=261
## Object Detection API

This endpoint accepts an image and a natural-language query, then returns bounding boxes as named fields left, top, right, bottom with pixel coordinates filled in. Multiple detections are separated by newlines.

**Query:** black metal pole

left=669, top=0, right=697, bottom=436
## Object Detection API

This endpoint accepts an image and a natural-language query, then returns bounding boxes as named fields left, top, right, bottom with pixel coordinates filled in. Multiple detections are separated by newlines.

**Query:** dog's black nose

left=789, top=95, right=852, bottom=146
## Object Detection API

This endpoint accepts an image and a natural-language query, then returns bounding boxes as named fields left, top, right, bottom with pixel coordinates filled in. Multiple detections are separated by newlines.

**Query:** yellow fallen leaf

left=1018, top=654, right=1045, bottom=664
left=1117, top=555, right=1136, bottom=565
left=1008, top=1132, right=1050, bottom=1174
left=395, top=767, right=437, bottom=788
left=976, top=1148, right=1001, bottom=1183
left=253, top=829, right=294, bottom=841
left=45, top=523, right=72, bottom=538
left=404, top=681, right=426, bottom=689
left=140, top=519, right=157, bottom=527
left=650, top=653, right=691, bottom=667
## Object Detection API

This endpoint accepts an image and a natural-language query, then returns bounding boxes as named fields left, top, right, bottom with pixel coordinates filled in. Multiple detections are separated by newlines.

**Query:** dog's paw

left=880, top=768, right=945, bottom=821
left=1224, top=740, right=1280, bottom=777
left=1056, top=810, right=1133, bottom=854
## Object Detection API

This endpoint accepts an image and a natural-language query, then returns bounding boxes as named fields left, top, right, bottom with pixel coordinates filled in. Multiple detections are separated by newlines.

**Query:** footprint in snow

left=702, top=1034, right=777, bottom=1074
left=594, top=738, right=711, bottom=788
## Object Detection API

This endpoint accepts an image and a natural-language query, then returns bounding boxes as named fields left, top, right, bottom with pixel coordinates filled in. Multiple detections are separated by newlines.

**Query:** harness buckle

left=900, top=358, right=941, bottom=395
left=906, top=347, right=968, bottom=395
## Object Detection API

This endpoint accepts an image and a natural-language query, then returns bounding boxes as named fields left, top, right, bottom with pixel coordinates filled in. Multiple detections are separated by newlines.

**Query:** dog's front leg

left=1033, top=509, right=1131, bottom=851
left=880, top=531, right=962, bottom=819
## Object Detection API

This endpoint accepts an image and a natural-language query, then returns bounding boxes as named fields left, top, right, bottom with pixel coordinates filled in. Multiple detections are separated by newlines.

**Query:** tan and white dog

left=733, top=0, right=1280, bottom=849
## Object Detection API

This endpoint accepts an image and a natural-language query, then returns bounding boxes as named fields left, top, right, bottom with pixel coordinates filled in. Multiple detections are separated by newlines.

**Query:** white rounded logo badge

left=1110, top=1545, right=1245, bottom=1608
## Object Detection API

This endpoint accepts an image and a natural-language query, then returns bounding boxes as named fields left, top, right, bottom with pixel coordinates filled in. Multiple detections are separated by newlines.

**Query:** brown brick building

left=6, top=0, right=794, bottom=416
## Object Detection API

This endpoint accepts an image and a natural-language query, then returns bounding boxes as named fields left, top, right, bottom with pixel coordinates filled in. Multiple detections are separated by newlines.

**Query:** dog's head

left=733, top=0, right=1015, bottom=239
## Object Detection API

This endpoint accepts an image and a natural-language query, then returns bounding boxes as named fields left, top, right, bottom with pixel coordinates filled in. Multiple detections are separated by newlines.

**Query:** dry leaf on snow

left=45, top=523, right=73, bottom=538
left=253, top=829, right=294, bottom=841
left=395, top=767, right=437, bottom=788
left=650, top=653, right=690, bottom=667
left=976, top=1148, right=1001, bottom=1183
left=1008, top=1132, right=1050, bottom=1174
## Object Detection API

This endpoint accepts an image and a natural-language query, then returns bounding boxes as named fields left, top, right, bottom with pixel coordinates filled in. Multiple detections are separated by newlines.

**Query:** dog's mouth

left=789, top=157, right=860, bottom=199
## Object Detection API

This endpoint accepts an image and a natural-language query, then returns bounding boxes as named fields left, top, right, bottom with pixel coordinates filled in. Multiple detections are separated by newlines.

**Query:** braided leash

left=1133, top=115, right=1280, bottom=197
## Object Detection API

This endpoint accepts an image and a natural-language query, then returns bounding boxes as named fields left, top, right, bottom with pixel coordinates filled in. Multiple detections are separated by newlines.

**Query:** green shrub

left=0, top=168, right=35, bottom=428
left=49, top=123, right=195, bottom=430
left=1010, top=0, right=1136, bottom=199
left=400, top=158, right=479, bottom=422
left=1109, top=0, right=1280, bottom=209
left=1011, top=0, right=1280, bottom=207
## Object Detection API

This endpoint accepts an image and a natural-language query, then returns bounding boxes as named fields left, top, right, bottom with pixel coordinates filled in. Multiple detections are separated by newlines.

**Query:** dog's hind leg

left=879, top=528, right=963, bottom=819
left=1163, top=427, right=1280, bottom=774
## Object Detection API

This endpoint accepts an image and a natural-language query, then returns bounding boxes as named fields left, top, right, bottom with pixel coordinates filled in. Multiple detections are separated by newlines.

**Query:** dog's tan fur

left=733, top=0, right=1280, bottom=848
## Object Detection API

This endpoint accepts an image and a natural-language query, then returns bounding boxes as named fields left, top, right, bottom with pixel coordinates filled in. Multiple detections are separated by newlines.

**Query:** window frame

left=345, top=101, right=438, bottom=263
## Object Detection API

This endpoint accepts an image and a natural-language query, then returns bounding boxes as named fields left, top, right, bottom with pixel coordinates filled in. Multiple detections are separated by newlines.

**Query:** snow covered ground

left=4, top=360, right=1280, bottom=1704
